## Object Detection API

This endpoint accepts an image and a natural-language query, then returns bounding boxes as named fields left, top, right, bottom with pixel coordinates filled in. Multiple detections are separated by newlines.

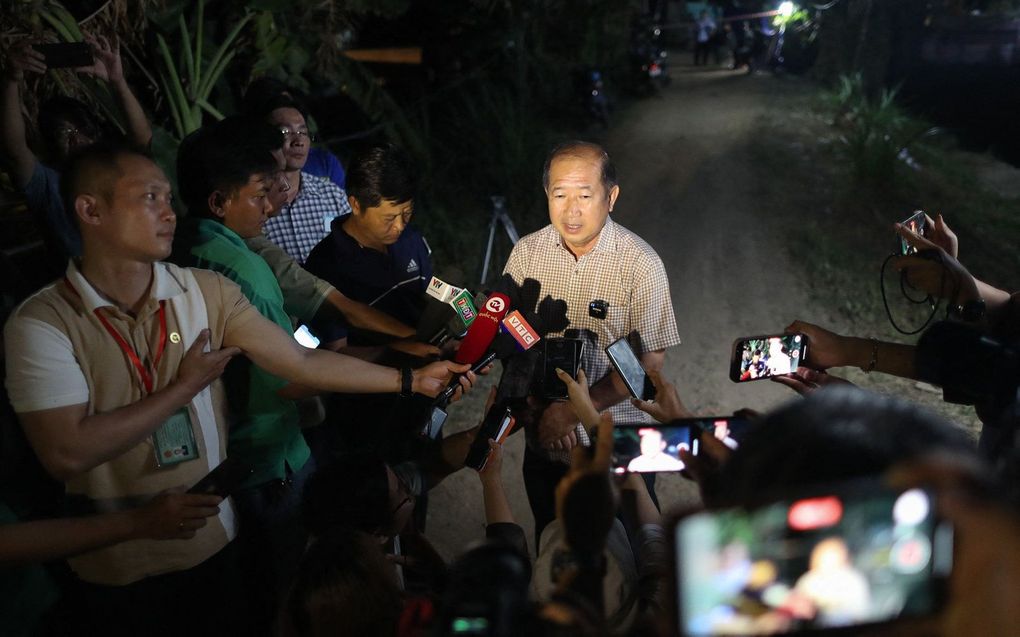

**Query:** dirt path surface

left=426, top=66, right=821, bottom=560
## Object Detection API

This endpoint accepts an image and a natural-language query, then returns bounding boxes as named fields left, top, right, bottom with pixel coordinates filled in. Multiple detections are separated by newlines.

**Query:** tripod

left=479, top=195, right=520, bottom=285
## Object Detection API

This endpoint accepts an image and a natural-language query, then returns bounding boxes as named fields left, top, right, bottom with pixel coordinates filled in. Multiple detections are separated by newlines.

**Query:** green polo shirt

left=188, top=219, right=310, bottom=487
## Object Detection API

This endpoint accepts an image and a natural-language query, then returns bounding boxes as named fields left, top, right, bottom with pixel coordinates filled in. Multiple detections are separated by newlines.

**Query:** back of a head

left=280, top=527, right=402, bottom=637
left=345, top=142, right=417, bottom=208
left=176, top=116, right=280, bottom=217
left=302, top=452, right=391, bottom=537
left=716, top=386, right=977, bottom=508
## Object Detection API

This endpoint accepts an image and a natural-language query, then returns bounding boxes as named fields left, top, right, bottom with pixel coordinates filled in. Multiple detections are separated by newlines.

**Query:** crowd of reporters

left=1, top=32, right=1019, bottom=637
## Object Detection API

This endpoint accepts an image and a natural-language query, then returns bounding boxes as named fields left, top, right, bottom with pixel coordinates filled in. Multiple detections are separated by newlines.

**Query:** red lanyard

left=64, top=277, right=168, bottom=395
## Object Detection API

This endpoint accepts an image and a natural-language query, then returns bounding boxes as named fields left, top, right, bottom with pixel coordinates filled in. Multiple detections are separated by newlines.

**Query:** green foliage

left=826, top=73, right=938, bottom=188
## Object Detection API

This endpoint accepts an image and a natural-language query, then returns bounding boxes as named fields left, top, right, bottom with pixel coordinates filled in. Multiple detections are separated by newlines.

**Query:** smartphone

left=464, top=405, right=516, bottom=471
left=294, top=324, right=320, bottom=349
left=899, top=210, right=927, bottom=255
left=34, top=42, right=94, bottom=69
left=423, top=405, right=448, bottom=440
left=675, top=481, right=952, bottom=635
left=187, top=457, right=254, bottom=498
left=605, top=338, right=656, bottom=401
left=729, top=333, right=807, bottom=383
left=611, top=417, right=749, bottom=473
left=542, top=337, right=584, bottom=400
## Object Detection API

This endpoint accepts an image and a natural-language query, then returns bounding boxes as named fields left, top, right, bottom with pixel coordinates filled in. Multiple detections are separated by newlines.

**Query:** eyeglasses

left=278, top=127, right=315, bottom=142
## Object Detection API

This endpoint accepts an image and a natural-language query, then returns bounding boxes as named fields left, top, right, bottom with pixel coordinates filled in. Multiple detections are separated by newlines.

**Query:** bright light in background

left=778, top=1, right=796, bottom=18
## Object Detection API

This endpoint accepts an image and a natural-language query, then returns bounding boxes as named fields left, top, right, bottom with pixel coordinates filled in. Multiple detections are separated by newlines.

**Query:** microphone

left=436, top=310, right=543, bottom=406
left=453, top=293, right=510, bottom=365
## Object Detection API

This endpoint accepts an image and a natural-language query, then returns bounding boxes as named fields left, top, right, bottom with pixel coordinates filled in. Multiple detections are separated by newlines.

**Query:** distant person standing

left=694, top=11, right=716, bottom=66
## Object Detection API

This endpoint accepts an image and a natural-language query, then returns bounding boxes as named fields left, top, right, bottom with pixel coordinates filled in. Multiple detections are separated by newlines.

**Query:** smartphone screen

left=294, top=324, right=320, bottom=349
left=612, top=417, right=749, bottom=473
left=899, top=210, right=927, bottom=255
left=730, top=334, right=807, bottom=383
left=543, top=338, right=583, bottom=399
left=675, top=483, right=952, bottom=635
left=606, top=338, right=655, bottom=401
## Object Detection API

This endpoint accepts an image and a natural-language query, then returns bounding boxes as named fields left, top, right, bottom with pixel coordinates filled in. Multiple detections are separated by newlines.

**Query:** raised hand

left=412, top=360, right=471, bottom=398
left=631, top=368, right=693, bottom=423
left=5, top=39, right=47, bottom=81
left=78, top=33, right=123, bottom=84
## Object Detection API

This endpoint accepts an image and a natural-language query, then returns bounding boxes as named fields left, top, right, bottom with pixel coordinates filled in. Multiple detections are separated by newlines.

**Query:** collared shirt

left=502, top=218, right=681, bottom=457
left=4, top=261, right=262, bottom=585
left=244, top=233, right=334, bottom=322
left=304, top=219, right=432, bottom=343
left=263, top=172, right=352, bottom=265
left=188, top=219, right=310, bottom=487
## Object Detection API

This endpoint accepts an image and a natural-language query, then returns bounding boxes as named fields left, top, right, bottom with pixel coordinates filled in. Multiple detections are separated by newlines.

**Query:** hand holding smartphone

left=611, top=417, right=748, bottom=474
left=898, top=210, right=927, bottom=255
left=674, top=480, right=952, bottom=635
left=730, top=333, right=807, bottom=383
left=33, top=42, right=94, bottom=69
left=605, top=338, right=656, bottom=401
left=187, top=457, right=254, bottom=498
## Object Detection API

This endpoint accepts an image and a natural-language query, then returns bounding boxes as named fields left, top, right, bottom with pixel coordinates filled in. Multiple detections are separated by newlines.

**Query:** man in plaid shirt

left=259, top=96, right=352, bottom=264
left=500, top=140, right=681, bottom=541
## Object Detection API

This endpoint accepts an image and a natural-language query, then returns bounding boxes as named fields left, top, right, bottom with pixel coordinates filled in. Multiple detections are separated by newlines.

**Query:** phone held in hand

left=729, top=333, right=807, bottom=383
left=899, top=210, right=927, bottom=255
left=611, top=417, right=748, bottom=474
left=186, top=457, right=254, bottom=498
left=605, top=337, right=656, bottom=401
left=674, top=480, right=953, bottom=636
left=541, top=337, right=584, bottom=400
left=464, top=405, right=516, bottom=471
left=34, top=42, right=94, bottom=69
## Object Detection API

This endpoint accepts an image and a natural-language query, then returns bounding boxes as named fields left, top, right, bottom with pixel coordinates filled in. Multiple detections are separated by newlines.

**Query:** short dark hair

left=241, top=79, right=311, bottom=125
left=714, top=386, right=979, bottom=509
left=542, top=140, right=617, bottom=193
left=176, top=116, right=280, bottom=217
left=59, top=142, right=153, bottom=227
left=38, top=96, right=102, bottom=152
left=280, top=527, right=402, bottom=637
left=345, top=143, right=417, bottom=209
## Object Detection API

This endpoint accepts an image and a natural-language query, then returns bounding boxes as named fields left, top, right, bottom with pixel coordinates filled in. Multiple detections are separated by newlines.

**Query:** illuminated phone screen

left=675, top=484, right=951, bottom=635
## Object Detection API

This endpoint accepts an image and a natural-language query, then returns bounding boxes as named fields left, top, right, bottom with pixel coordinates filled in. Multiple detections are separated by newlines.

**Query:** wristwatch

left=399, top=366, right=414, bottom=398
left=948, top=298, right=985, bottom=323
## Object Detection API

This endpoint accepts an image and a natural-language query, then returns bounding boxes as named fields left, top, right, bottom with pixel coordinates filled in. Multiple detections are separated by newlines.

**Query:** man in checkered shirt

left=500, top=140, right=681, bottom=541
left=259, top=96, right=352, bottom=264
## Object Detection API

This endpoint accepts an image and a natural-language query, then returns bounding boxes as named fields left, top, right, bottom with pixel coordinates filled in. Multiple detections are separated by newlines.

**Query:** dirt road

left=426, top=66, right=819, bottom=560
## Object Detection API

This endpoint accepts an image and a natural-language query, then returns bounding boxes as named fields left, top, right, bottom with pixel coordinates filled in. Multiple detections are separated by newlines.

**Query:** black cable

left=880, top=251, right=946, bottom=335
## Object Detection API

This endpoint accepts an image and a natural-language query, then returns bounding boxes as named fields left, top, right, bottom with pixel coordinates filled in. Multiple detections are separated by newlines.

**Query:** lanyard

left=64, top=277, right=168, bottom=395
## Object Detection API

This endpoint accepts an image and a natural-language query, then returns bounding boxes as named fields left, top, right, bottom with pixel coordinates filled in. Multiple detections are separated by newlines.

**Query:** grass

left=746, top=76, right=1020, bottom=436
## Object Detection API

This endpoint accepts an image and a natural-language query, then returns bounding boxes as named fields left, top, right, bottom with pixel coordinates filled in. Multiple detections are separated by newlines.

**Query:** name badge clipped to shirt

left=153, top=407, right=200, bottom=467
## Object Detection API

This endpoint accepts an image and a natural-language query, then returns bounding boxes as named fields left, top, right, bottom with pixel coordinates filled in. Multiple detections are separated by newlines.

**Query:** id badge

left=153, top=408, right=200, bottom=467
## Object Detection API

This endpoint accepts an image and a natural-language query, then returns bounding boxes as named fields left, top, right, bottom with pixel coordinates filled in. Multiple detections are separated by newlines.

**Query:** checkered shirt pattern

left=502, top=218, right=681, bottom=462
left=263, top=172, right=352, bottom=264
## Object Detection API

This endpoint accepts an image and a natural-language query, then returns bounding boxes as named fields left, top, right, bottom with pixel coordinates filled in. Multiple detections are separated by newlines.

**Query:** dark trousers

left=233, top=457, right=317, bottom=636
left=694, top=41, right=712, bottom=66
left=61, top=540, right=248, bottom=637
left=523, top=446, right=659, bottom=551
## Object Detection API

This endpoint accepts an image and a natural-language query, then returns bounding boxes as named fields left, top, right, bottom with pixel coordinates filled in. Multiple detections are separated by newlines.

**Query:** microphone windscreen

left=416, top=295, right=458, bottom=342
left=453, top=293, right=510, bottom=364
